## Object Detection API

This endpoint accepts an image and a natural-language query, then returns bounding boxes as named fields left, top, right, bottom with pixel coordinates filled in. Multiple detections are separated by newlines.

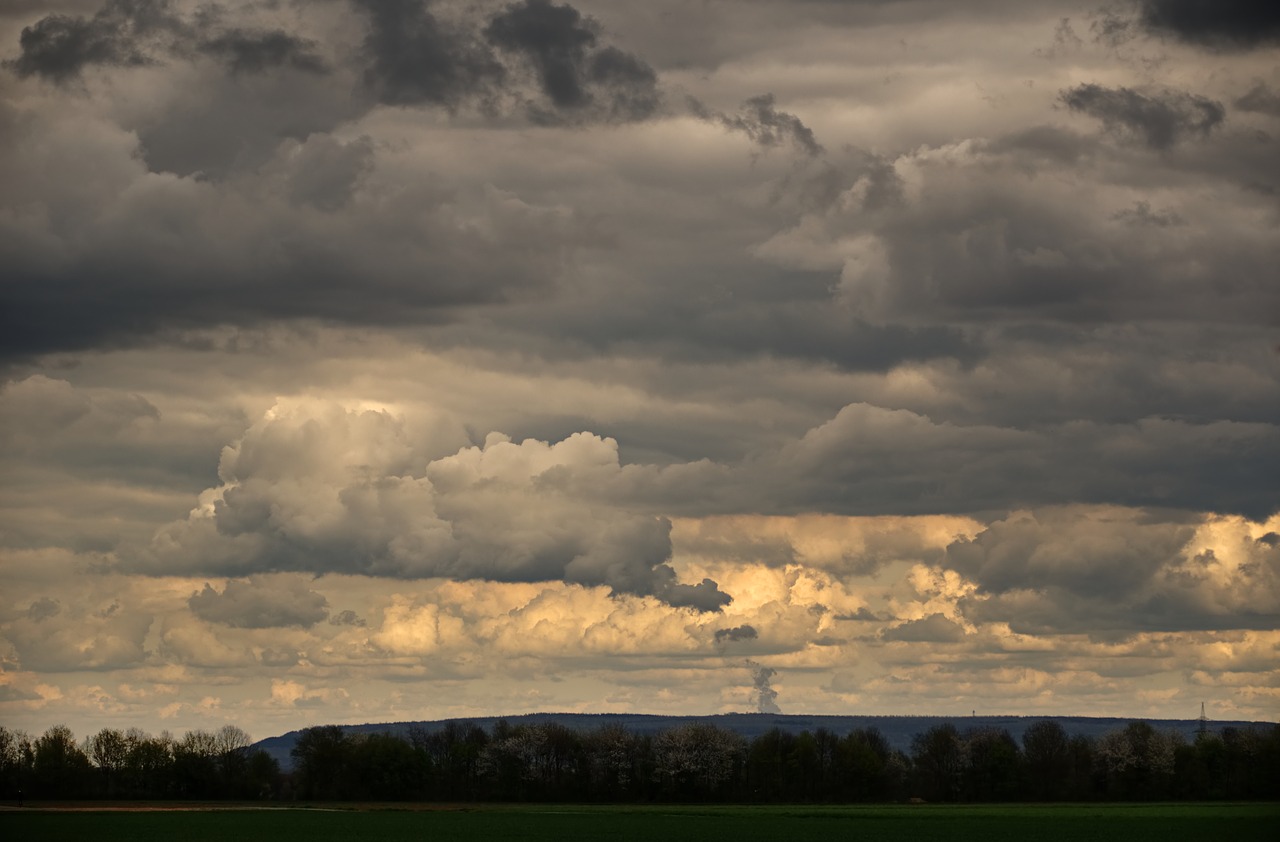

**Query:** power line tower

left=1197, top=701, right=1208, bottom=737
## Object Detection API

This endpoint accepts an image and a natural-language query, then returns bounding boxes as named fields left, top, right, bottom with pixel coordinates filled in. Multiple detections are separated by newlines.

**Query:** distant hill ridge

left=253, top=711, right=1273, bottom=771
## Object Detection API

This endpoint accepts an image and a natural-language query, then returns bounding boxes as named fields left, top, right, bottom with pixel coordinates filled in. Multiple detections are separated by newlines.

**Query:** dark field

left=4, top=803, right=1278, bottom=841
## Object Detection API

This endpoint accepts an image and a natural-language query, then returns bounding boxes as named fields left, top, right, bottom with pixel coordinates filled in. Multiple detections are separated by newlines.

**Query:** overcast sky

left=1, top=0, right=1278, bottom=742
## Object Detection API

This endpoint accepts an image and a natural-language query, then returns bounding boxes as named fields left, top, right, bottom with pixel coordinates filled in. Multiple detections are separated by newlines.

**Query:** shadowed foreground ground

left=3, top=803, right=1278, bottom=842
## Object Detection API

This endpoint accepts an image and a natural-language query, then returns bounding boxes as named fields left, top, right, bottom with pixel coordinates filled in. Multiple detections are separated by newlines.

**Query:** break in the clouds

left=1, top=0, right=1277, bottom=739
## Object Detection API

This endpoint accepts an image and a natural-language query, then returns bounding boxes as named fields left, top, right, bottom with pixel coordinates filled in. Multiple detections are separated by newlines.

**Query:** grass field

left=4, top=803, right=1278, bottom=841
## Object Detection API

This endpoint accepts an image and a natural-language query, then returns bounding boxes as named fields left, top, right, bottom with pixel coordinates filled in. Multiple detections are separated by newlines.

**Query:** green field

left=4, top=803, right=1277, bottom=841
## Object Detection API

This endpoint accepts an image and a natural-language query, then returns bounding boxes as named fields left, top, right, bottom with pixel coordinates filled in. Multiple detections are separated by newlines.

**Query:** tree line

left=3, top=718, right=1277, bottom=803
left=0, top=724, right=278, bottom=800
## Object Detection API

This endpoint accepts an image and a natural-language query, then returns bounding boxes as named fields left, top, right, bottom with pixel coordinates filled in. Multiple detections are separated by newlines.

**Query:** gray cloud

left=4, top=0, right=178, bottom=82
left=140, top=404, right=730, bottom=610
left=946, top=507, right=1195, bottom=597
left=348, top=0, right=659, bottom=123
left=5, top=592, right=153, bottom=671
left=328, top=609, right=366, bottom=627
left=188, top=576, right=329, bottom=628
left=753, top=122, right=1278, bottom=334
left=691, top=92, right=823, bottom=156
left=194, top=28, right=327, bottom=76
left=5, top=0, right=330, bottom=84
left=277, top=134, right=375, bottom=211
left=5, top=1, right=353, bottom=180
left=259, top=647, right=300, bottom=667
left=1235, top=82, right=1280, bottom=117
left=881, top=613, right=966, bottom=643
left=485, top=0, right=659, bottom=123
left=661, top=576, right=733, bottom=612
left=1111, top=200, right=1184, bottom=227
left=0, top=684, right=41, bottom=702
left=351, top=0, right=503, bottom=109
left=0, top=120, right=583, bottom=358
left=1060, top=83, right=1225, bottom=149
left=834, top=607, right=885, bottom=622
left=953, top=507, right=1280, bottom=635
left=739, top=405, right=1280, bottom=520
left=714, top=624, right=758, bottom=643
left=27, top=596, right=61, bottom=621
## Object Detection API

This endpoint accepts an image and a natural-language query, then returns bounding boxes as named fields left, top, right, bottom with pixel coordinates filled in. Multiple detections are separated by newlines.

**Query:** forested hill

left=253, top=712, right=1269, bottom=771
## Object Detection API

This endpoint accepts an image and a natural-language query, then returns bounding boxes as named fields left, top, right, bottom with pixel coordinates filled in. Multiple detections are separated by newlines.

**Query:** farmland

left=4, top=803, right=1278, bottom=842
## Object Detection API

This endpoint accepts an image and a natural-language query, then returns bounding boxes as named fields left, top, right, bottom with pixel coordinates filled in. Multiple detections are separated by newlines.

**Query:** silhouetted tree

left=120, top=729, right=173, bottom=798
left=348, top=732, right=427, bottom=800
left=910, top=723, right=963, bottom=802
left=0, top=726, right=34, bottom=799
left=86, top=728, right=128, bottom=797
left=654, top=723, right=744, bottom=801
left=1095, top=721, right=1178, bottom=800
left=961, top=727, right=1021, bottom=802
left=584, top=723, right=645, bottom=801
left=836, top=727, right=896, bottom=801
left=1022, top=720, right=1071, bottom=801
left=746, top=727, right=794, bottom=801
left=291, top=725, right=351, bottom=800
left=32, top=725, right=92, bottom=798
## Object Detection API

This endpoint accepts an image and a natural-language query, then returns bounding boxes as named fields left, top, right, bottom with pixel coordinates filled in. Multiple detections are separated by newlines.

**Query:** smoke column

left=746, top=660, right=781, bottom=714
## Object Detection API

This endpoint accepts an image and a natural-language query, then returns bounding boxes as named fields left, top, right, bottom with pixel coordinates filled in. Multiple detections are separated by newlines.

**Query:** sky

left=1, top=0, right=1278, bottom=743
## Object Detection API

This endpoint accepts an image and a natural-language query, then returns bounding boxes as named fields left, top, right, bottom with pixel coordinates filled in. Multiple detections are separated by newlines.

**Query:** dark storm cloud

left=351, top=0, right=504, bottom=108
left=690, top=93, right=823, bottom=156
left=188, top=577, right=329, bottom=629
left=6, top=0, right=329, bottom=83
left=714, top=624, right=758, bottom=643
left=661, top=576, right=733, bottom=611
left=486, top=0, right=597, bottom=109
left=0, top=115, right=583, bottom=359
left=1138, top=0, right=1280, bottom=49
left=4, top=0, right=177, bottom=82
left=622, top=305, right=977, bottom=373
left=773, top=123, right=1279, bottom=331
left=329, top=609, right=367, bottom=627
left=1059, top=83, right=1225, bottom=149
left=689, top=406, right=1280, bottom=521
left=194, top=28, right=328, bottom=76
left=484, top=0, right=659, bottom=123
left=6, top=3, right=344, bottom=178
left=347, top=0, right=659, bottom=121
